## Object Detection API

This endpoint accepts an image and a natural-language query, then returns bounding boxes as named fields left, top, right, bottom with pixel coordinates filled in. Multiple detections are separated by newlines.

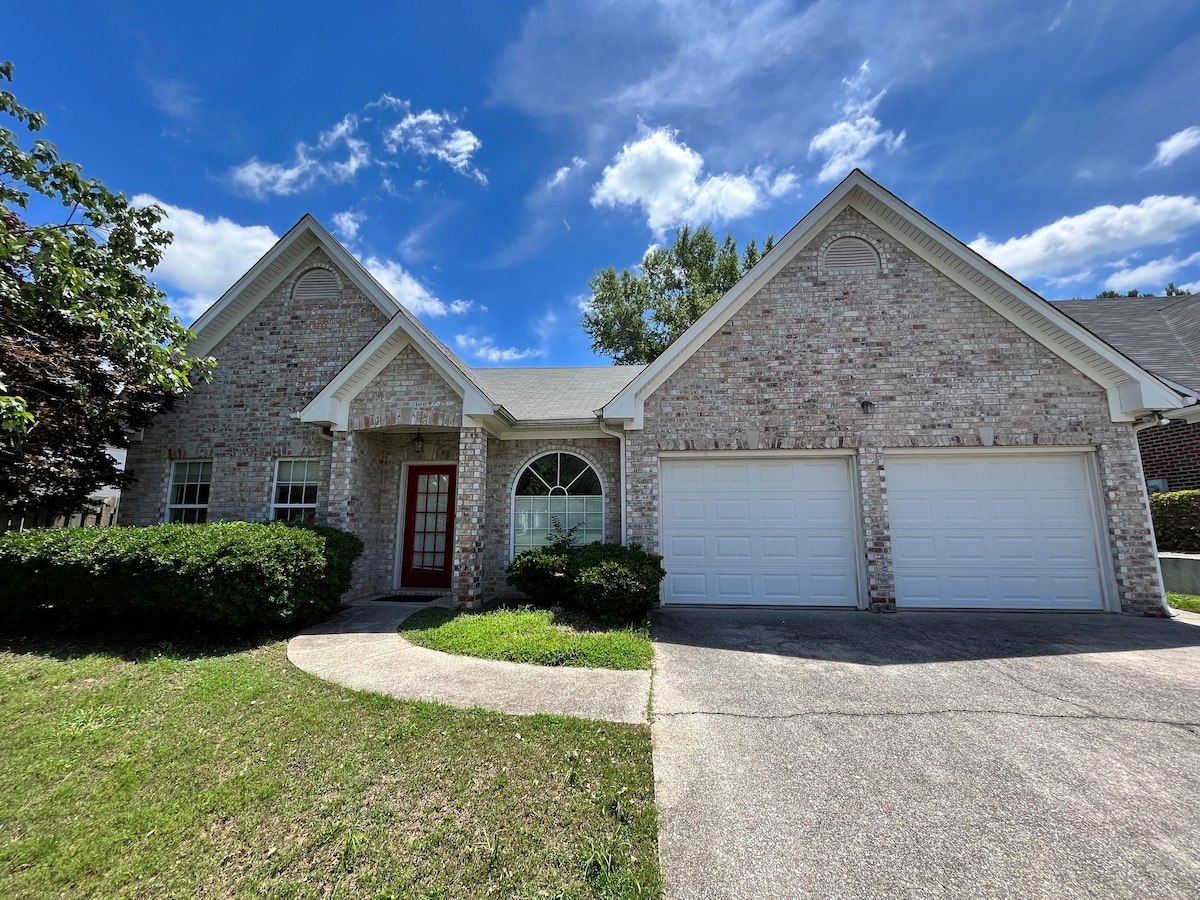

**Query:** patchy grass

left=399, top=607, right=654, bottom=671
left=1168, top=592, right=1200, bottom=613
left=0, top=633, right=660, bottom=899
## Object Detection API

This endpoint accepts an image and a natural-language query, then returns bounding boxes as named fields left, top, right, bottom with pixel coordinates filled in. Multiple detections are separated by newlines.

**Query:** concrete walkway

left=286, top=603, right=651, bottom=724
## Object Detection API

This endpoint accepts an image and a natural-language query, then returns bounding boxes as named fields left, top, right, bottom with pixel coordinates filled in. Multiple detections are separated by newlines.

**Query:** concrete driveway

left=651, top=608, right=1200, bottom=899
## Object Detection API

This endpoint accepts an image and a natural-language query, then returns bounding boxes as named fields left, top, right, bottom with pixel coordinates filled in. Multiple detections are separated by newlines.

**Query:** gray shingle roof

left=1052, top=295, right=1200, bottom=393
left=470, top=366, right=645, bottom=421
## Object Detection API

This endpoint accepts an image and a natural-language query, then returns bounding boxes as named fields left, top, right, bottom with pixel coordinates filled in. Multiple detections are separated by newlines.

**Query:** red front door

left=401, top=465, right=456, bottom=589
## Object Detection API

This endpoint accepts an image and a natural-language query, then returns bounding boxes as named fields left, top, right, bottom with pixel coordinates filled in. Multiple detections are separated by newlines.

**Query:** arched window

left=512, top=452, right=603, bottom=555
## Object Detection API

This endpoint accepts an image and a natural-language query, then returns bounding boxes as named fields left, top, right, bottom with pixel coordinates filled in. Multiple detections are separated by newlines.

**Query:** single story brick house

left=1053, top=294, right=1200, bottom=493
left=122, top=171, right=1182, bottom=615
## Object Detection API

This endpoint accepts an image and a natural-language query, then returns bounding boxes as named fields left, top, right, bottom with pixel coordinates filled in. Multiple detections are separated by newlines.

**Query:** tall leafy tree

left=0, top=62, right=212, bottom=513
left=581, top=225, right=775, bottom=365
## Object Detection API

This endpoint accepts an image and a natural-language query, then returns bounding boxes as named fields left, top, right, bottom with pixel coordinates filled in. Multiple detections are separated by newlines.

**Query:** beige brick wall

left=625, top=207, right=1165, bottom=615
left=122, top=248, right=391, bottom=527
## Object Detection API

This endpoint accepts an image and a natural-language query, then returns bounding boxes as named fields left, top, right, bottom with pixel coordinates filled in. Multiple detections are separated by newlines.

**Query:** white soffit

left=188, top=215, right=401, bottom=358
left=603, top=170, right=1183, bottom=425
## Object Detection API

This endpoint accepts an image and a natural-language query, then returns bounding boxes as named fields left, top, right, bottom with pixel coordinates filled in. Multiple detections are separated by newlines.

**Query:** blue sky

left=7, top=1, right=1200, bottom=366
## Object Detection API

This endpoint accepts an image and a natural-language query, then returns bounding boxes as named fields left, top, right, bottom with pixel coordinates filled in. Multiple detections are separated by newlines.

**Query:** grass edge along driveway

left=0, top=634, right=661, bottom=900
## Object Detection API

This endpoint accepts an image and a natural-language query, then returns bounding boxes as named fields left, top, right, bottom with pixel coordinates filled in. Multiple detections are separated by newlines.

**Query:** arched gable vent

left=823, top=236, right=880, bottom=273
left=292, top=268, right=340, bottom=301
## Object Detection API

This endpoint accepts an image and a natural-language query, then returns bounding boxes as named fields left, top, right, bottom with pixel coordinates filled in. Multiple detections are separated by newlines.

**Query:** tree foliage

left=1094, top=285, right=1192, bottom=299
left=0, top=62, right=212, bottom=513
left=581, top=224, right=775, bottom=365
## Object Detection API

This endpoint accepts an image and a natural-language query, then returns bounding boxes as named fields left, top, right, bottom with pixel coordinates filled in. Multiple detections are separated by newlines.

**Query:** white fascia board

left=602, top=178, right=860, bottom=425
left=189, top=215, right=402, bottom=358
left=848, top=183, right=1186, bottom=420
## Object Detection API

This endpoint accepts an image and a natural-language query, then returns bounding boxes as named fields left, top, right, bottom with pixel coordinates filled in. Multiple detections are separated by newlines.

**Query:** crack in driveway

left=655, top=707, right=1200, bottom=733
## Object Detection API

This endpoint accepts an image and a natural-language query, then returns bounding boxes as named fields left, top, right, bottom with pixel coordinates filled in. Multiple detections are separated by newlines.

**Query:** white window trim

left=271, top=457, right=321, bottom=522
left=509, top=449, right=605, bottom=559
left=167, top=460, right=212, bottom=524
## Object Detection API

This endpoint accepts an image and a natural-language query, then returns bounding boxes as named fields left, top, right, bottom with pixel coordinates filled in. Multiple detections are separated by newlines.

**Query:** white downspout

left=597, top=419, right=627, bottom=546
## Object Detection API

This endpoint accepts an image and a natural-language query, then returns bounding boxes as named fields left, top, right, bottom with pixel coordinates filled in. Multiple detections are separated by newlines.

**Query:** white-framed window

left=272, top=459, right=321, bottom=522
left=168, top=460, right=212, bottom=523
left=512, top=451, right=603, bottom=555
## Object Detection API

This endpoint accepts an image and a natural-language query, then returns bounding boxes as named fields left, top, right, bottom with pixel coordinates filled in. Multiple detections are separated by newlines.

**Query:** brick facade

left=624, top=208, right=1165, bottom=615
left=1137, top=420, right=1200, bottom=491
left=122, top=248, right=390, bottom=528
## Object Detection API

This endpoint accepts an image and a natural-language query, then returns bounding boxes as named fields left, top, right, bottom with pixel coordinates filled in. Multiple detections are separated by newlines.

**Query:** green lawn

left=0, top=634, right=660, bottom=899
left=1168, top=592, right=1200, bottom=613
left=399, top=607, right=654, bottom=671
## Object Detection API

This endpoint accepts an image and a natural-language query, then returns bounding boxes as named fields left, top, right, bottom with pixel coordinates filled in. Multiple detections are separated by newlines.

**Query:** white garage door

left=886, top=453, right=1105, bottom=610
left=660, top=456, right=859, bottom=606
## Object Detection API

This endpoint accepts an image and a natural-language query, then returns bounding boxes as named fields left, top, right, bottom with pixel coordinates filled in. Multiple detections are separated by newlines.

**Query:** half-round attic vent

left=823, top=236, right=880, bottom=273
left=292, top=268, right=340, bottom=301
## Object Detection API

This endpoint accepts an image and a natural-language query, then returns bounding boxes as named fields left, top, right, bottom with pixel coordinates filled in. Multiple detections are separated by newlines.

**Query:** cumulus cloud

left=454, top=333, right=544, bottom=363
left=1104, top=251, right=1200, bottom=292
left=808, top=61, right=905, bottom=183
left=133, top=195, right=279, bottom=323
left=360, top=256, right=473, bottom=318
left=331, top=210, right=365, bottom=240
left=591, top=127, right=780, bottom=233
left=229, top=114, right=370, bottom=198
left=968, top=195, right=1200, bottom=279
left=375, top=95, right=487, bottom=185
left=1151, top=126, right=1200, bottom=169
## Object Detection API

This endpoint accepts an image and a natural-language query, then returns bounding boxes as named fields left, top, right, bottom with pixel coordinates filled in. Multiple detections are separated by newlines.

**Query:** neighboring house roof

left=1052, top=295, right=1200, bottom=395
left=470, top=366, right=644, bottom=422
left=602, top=169, right=1184, bottom=426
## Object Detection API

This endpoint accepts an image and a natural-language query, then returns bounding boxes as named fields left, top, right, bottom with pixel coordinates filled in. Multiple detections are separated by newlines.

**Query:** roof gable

left=602, top=170, right=1183, bottom=426
left=187, top=215, right=401, bottom=357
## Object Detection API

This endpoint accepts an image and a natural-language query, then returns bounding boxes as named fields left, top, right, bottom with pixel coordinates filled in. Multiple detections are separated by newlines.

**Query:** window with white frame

left=512, top=452, right=603, bottom=555
left=273, top=459, right=321, bottom=522
left=168, top=460, right=212, bottom=523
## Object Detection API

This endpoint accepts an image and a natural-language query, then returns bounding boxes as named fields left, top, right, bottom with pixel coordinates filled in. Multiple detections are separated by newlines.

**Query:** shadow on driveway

left=652, top=606, right=1200, bottom=665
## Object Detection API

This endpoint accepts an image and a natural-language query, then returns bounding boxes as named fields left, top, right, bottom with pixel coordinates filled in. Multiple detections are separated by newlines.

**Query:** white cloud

left=591, top=127, right=769, bottom=233
left=229, top=114, right=370, bottom=198
left=133, top=195, right=279, bottom=323
left=454, top=333, right=544, bottom=363
left=146, top=77, right=199, bottom=120
left=968, top=195, right=1200, bottom=279
left=331, top=210, right=365, bottom=240
left=360, top=256, right=472, bottom=318
left=1151, top=126, right=1200, bottom=169
left=547, top=156, right=587, bottom=188
left=1105, top=252, right=1200, bottom=292
left=533, top=307, right=558, bottom=342
left=381, top=100, right=487, bottom=185
left=809, top=61, right=905, bottom=183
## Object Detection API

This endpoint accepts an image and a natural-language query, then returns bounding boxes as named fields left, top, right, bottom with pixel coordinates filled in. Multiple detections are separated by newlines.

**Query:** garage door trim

left=657, top=450, right=868, bottom=609
left=882, top=447, right=1117, bottom=612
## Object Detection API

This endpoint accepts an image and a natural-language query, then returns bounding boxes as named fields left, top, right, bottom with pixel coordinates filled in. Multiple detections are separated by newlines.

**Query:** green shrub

left=504, top=547, right=573, bottom=606
left=1150, top=490, right=1200, bottom=552
left=0, top=522, right=363, bottom=632
left=505, top=542, right=665, bottom=623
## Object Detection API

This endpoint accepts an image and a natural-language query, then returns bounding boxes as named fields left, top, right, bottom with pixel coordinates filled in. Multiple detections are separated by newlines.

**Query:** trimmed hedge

left=505, top=542, right=666, bottom=624
left=0, top=522, right=363, bottom=632
left=1150, top=490, right=1200, bottom=552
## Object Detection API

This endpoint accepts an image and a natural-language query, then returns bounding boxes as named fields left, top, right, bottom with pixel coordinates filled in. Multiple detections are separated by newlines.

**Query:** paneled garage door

left=659, top=456, right=859, bottom=606
left=886, top=453, right=1106, bottom=610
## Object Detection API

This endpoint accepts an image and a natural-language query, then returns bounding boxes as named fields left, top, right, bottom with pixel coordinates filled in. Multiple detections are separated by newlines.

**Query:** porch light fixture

left=412, top=432, right=424, bottom=455
left=860, top=399, right=875, bottom=414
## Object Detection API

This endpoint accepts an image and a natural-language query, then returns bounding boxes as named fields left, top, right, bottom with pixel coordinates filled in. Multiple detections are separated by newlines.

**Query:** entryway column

left=858, top=445, right=896, bottom=610
left=452, top=425, right=487, bottom=608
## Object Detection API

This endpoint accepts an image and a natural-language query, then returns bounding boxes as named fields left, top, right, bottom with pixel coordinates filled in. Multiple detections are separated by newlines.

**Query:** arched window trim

left=510, top=448, right=606, bottom=559
left=817, top=231, right=887, bottom=275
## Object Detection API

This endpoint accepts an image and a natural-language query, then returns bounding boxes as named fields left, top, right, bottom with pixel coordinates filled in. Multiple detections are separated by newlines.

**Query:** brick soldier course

left=122, top=171, right=1181, bottom=615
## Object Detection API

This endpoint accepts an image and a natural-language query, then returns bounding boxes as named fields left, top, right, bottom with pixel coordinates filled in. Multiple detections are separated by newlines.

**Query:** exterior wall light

left=412, top=432, right=424, bottom=455
left=860, top=400, right=875, bottom=414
